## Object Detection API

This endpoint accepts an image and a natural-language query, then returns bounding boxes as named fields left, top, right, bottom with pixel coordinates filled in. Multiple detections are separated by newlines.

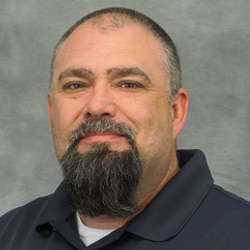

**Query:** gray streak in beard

left=60, top=117, right=142, bottom=218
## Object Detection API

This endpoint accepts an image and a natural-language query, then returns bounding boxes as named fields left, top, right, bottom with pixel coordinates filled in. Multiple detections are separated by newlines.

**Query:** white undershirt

left=76, top=212, right=116, bottom=246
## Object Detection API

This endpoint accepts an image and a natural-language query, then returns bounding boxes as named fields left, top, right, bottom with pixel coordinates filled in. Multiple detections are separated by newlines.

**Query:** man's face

left=48, top=20, right=184, bottom=204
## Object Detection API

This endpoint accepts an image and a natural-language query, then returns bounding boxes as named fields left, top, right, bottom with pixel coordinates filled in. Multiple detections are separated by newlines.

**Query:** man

left=0, top=7, right=249, bottom=250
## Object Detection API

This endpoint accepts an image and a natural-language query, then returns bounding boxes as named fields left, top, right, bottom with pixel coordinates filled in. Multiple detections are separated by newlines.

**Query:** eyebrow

left=57, top=67, right=152, bottom=85
left=58, top=68, right=94, bottom=82
left=106, top=67, right=152, bottom=84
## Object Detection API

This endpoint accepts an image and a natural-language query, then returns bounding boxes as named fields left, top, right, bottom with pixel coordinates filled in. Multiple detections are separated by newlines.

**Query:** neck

left=78, top=214, right=131, bottom=230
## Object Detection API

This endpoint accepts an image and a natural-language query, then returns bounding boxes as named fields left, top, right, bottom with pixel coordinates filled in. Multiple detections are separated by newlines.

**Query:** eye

left=119, top=81, right=142, bottom=89
left=64, top=82, right=85, bottom=90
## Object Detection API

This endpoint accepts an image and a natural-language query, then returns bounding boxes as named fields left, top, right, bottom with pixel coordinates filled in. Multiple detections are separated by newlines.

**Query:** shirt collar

left=125, top=149, right=214, bottom=241
left=35, top=182, right=74, bottom=235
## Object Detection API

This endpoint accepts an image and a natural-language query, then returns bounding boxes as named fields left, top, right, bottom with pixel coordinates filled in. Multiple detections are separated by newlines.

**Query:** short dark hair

left=50, top=7, right=182, bottom=100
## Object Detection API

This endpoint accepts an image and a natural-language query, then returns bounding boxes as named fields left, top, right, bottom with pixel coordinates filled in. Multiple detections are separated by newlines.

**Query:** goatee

left=60, top=118, right=142, bottom=218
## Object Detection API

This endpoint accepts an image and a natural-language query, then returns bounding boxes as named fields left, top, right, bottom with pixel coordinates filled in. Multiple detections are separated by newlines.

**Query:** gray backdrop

left=1, top=0, right=249, bottom=216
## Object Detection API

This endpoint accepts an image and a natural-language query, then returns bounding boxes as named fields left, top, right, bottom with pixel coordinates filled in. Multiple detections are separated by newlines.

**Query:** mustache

left=67, top=118, right=135, bottom=151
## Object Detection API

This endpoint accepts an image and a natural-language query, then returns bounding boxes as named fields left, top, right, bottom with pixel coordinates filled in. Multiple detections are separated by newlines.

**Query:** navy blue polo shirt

left=1, top=150, right=250, bottom=249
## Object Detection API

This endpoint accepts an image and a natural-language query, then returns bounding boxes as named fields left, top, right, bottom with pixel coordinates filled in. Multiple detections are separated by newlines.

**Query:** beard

left=60, top=118, right=142, bottom=218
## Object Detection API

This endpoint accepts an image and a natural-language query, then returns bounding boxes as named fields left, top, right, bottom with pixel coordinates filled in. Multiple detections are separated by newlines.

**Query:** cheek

left=132, top=101, right=173, bottom=151
left=50, top=99, right=83, bottom=153
left=52, top=99, right=82, bottom=130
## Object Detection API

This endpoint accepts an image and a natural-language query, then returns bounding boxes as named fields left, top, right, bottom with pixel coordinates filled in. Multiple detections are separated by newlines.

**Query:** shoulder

left=195, top=184, right=250, bottom=249
left=176, top=183, right=250, bottom=249
left=208, top=184, right=250, bottom=211
left=200, top=184, right=250, bottom=224
left=0, top=184, right=73, bottom=249
left=0, top=194, right=51, bottom=235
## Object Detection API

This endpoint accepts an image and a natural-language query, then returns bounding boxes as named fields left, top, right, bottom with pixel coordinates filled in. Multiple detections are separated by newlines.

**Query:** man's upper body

left=1, top=150, right=250, bottom=249
left=1, top=7, right=249, bottom=250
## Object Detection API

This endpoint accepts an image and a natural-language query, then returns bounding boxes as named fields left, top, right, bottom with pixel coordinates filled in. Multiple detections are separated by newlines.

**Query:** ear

left=171, top=88, right=188, bottom=138
left=47, top=91, right=52, bottom=131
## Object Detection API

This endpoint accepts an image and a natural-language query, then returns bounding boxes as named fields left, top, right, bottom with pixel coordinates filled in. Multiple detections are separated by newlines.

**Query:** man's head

left=48, top=7, right=188, bottom=218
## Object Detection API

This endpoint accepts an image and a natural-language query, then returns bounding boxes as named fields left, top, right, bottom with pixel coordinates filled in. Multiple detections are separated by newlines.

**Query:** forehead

left=52, top=17, right=168, bottom=81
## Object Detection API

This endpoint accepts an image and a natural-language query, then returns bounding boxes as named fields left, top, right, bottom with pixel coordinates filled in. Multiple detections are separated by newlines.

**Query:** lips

left=82, top=131, right=125, bottom=143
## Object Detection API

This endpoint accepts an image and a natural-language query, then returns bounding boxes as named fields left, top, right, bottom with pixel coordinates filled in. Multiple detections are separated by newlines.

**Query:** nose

left=85, top=84, right=116, bottom=119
